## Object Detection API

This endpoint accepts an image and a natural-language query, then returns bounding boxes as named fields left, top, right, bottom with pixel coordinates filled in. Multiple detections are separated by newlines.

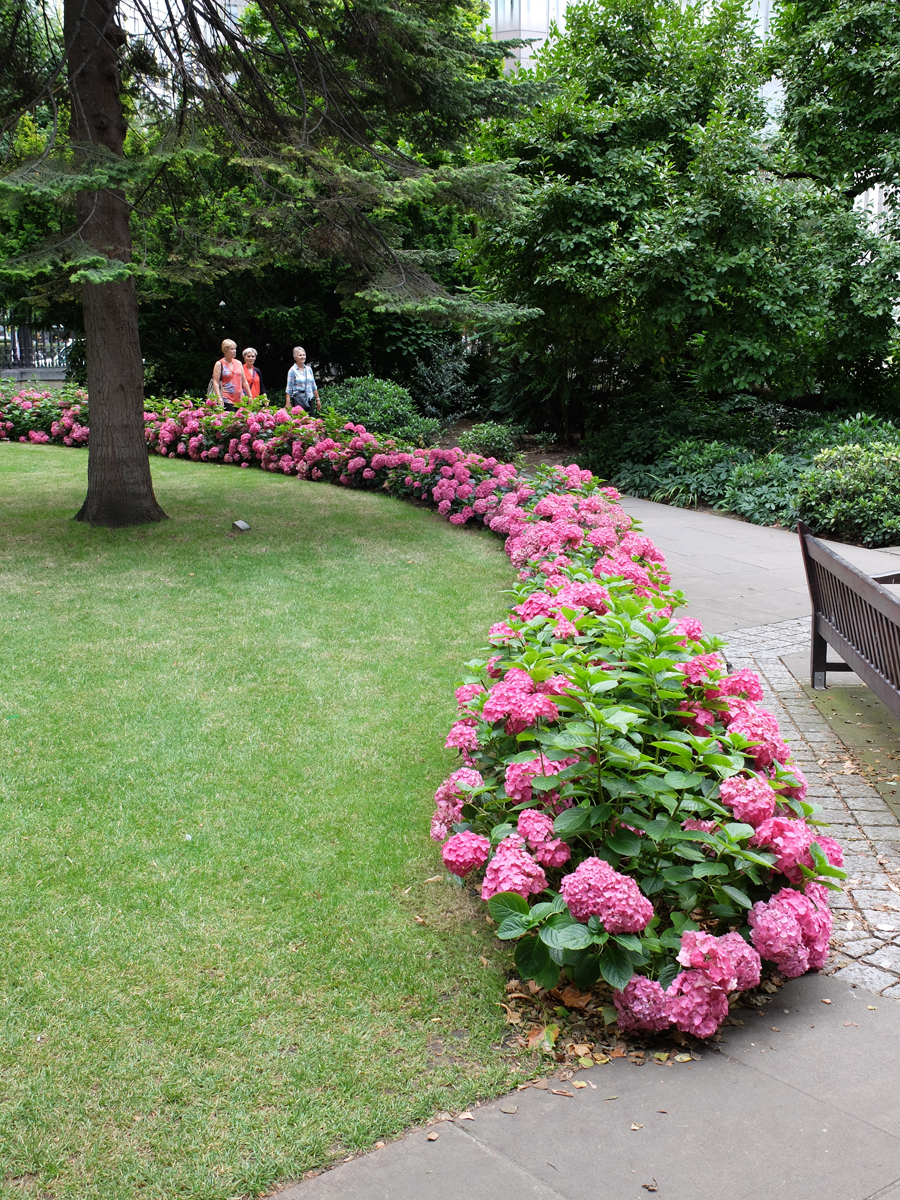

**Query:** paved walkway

left=278, top=500, right=900, bottom=1200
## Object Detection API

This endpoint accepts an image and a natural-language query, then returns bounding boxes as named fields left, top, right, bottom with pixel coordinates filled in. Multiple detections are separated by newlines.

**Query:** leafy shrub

left=604, top=410, right=900, bottom=540
left=322, top=376, right=441, bottom=447
left=0, top=385, right=89, bottom=443
left=797, top=443, right=900, bottom=547
left=434, top=484, right=846, bottom=1036
left=457, top=421, right=524, bottom=462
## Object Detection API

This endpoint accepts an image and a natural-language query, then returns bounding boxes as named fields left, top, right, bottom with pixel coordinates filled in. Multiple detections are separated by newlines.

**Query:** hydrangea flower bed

left=431, top=486, right=847, bottom=1040
left=2, top=388, right=847, bottom=1039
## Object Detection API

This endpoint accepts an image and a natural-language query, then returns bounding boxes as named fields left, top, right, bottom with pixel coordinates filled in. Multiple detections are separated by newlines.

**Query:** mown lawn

left=0, top=445, right=520, bottom=1200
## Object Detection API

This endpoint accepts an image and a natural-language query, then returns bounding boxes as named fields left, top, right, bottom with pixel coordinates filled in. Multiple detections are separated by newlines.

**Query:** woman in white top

left=285, top=346, right=320, bottom=413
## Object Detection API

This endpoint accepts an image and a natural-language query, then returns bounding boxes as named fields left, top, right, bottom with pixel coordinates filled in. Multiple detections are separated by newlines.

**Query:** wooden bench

left=798, top=520, right=900, bottom=717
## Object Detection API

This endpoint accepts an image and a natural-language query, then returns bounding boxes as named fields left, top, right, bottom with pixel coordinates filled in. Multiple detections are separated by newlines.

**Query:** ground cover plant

left=0, top=447, right=520, bottom=1200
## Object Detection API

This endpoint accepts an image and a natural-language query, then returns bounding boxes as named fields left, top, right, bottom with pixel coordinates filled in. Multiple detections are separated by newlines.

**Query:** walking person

left=242, top=347, right=264, bottom=401
left=285, top=346, right=320, bottom=413
left=212, top=339, right=251, bottom=410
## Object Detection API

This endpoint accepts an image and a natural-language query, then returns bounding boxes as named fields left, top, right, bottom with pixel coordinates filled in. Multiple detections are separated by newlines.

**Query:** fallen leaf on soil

left=499, top=1104, right=518, bottom=1114
left=498, top=1003, right=522, bottom=1025
left=573, top=1081, right=587, bottom=1089
left=427, top=1131, right=439, bottom=1141
left=631, top=1123, right=644, bottom=1131
left=653, top=1051, right=669, bottom=1063
left=531, top=1080, right=549, bottom=1090
left=674, top=1053, right=692, bottom=1063
left=559, top=985, right=593, bottom=1009
left=593, top=1053, right=610, bottom=1064
left=458, top=1112, right=474, bottom=1120
left=414, top=915, right=426, bottom=924
left=375, top=1141, right=385, bottom=1149
left=578, top=1056, right=594, bottom=1068
left=610, top=1048, right=626, bottom=1058
left=572, top=1043, right=592, bottom=1056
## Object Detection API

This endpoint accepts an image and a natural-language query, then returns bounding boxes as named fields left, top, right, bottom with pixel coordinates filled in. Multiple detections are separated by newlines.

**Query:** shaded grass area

left=0, top=446, right=519, bottom=1200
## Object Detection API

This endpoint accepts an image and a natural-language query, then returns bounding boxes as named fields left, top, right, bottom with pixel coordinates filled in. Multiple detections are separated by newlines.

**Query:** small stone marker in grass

left=233, top=519, right=250, bottom=532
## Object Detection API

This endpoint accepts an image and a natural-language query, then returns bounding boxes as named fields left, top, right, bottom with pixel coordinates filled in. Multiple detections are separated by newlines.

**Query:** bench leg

left=811, top=618, right=828, bottom=690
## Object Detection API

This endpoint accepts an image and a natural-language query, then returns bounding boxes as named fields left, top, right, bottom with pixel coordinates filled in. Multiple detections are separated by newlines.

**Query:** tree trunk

left=66, top=0, right=167, bottom=526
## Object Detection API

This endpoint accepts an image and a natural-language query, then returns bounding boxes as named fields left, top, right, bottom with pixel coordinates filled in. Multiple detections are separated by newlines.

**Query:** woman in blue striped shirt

left=285, top=346, right=320, bottom=413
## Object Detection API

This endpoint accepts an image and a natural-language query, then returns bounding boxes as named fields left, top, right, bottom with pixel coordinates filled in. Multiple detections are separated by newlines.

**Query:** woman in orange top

left=242, top=347, right=263, bottom=400
left=212, top=339, right=251, bottom=410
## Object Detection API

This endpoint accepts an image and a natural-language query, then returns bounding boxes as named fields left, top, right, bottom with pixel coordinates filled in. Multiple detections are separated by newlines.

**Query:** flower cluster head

left=559, top=857, right=654, bottom=933
left=613, top=976, right=671, bottom=1033
left=613, top=930, right=760, bottom=1036
left=749, top=884, right=832, bottom=976
left=481, top=834, right=548, bottom=901
left=517, top=809, right=571, bottom=869
left=718, top=773, right=778, bottom=827
left=441, top=831, right=491, bottom=877
left=750, top=817, right=843, bottom=884
left=430, top=768, right=483, bottom=842
left=504, top=755, right=578, bottom=804
left=717, top=669, right=764, bottom=702
left=727, top=704, right=790, bottom=768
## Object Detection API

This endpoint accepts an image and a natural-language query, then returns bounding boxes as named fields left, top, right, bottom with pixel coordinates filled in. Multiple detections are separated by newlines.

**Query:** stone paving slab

left=279, top=974, right=900, bottom=1200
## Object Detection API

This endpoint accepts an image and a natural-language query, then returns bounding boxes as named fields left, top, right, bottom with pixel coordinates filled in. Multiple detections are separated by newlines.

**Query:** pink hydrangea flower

left=441, top=831, right=491, bottom=876
left=751, top=817, right=843, bottom=884
left=430, top=768, right=483, bottom=842
left=719, top=774, right=777, bottom=827
left=718, top=669, right=764, bottom=702
left=666, top=970, right=730, bottom=1038
left=559, top=857, right=654, bottom=933
left=677, top=930, right=761, bottom=992
left=678, top=653, right=723, bottom=685
left=445, top=718, right=479, bottom=753
left=749, top=885, right=832, bottom=977
left=504, top=756, right=578, bottom=803
left=533, top=837, right=571, bottom=868
left=455, top=683, right=485, bottom=708
left=481, top=834, right=548, bottom=901
left=674, top=617, right=704, bottom=643
left=517, top=809, right=555, bottom=848
left=614, top=976, right=671, bottom=1032
left=727, top=706, right=790, bottom=768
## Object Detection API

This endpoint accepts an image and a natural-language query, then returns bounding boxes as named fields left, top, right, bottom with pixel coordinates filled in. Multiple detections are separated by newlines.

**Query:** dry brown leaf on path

left=550, top=1089, right=574, bottom=1097
left=426, top=1131, right=439, bottom=1141
left=642, top=1181, right=659, bottom=1192
left=499, top=1104, right=518, bottom=1114
left=573, top=1081, right=587, bottom=1089
left=844, top=1022, right=858, bottom=1027
left=458, top=1112, right=475, bottom=1121
left=821, top=998, right=832, bottom=1004
left=631, top=1123, right=644, bottom=1131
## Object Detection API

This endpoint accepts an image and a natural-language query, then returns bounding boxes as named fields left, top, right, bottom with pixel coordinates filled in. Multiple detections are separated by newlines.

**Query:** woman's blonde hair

left=221, top=339, right=237, bottom=352
left=243, top=347, right=258, bottom=358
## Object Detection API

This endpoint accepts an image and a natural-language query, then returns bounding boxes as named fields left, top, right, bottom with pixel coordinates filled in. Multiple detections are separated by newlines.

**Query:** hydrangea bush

left=4, top=388, right=847, bottom=1039
left=431, top=482, right=847, bottom=1039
